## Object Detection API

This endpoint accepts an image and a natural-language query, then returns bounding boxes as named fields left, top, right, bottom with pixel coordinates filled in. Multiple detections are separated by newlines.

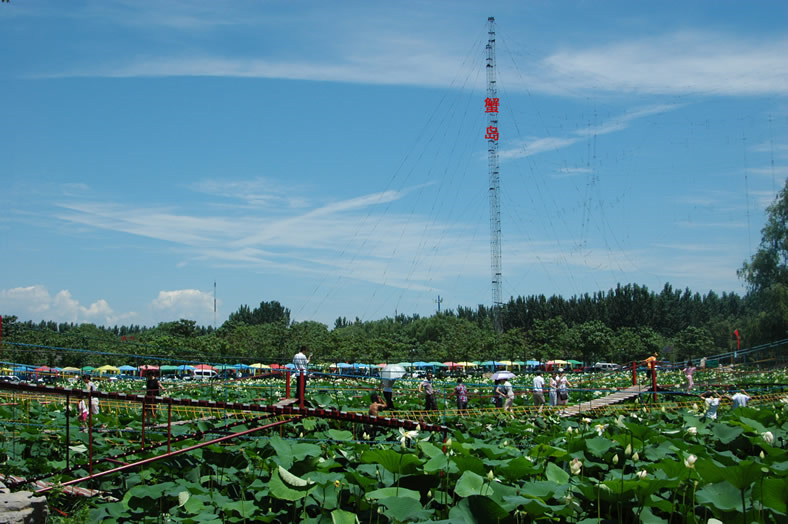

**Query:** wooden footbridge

left=559, top=384, right=647, bottom=417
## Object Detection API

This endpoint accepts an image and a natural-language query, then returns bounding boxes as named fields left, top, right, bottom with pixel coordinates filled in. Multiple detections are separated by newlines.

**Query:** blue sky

left=1, top=1, right=787, bottom=329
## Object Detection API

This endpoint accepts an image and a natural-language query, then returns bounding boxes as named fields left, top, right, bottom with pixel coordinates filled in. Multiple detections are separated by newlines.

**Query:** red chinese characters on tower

left=485, top=126, right=499, bottom=141
left=484, top=97, right=499, bottom=113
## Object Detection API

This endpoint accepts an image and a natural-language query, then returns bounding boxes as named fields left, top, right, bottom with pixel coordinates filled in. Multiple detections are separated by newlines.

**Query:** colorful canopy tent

left=81, top=366, right=95, bottom=372
left=119, top=365, right=137, bottom=373
left=566, top=360, right=583, bottom=368
left=159, top=365, right=179, bottom=374
left=61, top=366, right=81, bottom=373
left=545, top=360, right=568, bottom=371
left=413, top=361, right=431, bottom=368
left=193, top=364, right=216, bottom=371
left=395, top=362, right=413, bottom=368
left=234, top=364, right=251, bottom=369
left=96, top=365, right=120, bottom=374
left=250, top=363, right=270, bottom=369
left=428, top=362, right=446, bottom=368
left=215, top=364, right=235, bottom=370
left=137, top=364, right=159, bottom=377
left=0, top=367, right=13, bottom=375
left=525, top=360, right=542, bottom=367
left=177, top=365, right=195, bottom=372
left=455, top=361, right=477, bottom=368
left=35, top=366, right=54, bottom=372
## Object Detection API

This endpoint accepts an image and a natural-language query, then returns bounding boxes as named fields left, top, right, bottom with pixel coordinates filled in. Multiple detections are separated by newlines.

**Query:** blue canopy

left=119, top=365, right=137, bottom=371
left=526, top=360, right=542, bottom=366
left=284, top=363, right=296, bottom=369
left=413, top=361, right=431, bottom=368
left=234, top=363, right=251, bottom=369
left=177, top=365, right=195, bottom=371
left=337, top=363, right=353, bottom=368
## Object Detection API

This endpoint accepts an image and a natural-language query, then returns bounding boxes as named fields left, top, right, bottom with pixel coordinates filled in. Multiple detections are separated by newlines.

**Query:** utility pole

left=434, top=295, right=443, bottom=313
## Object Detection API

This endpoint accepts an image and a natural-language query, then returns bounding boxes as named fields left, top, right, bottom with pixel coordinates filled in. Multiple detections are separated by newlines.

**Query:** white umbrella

left=491, top=371, right=515, bottom=381
left=381, top=364, right=406, bottom=380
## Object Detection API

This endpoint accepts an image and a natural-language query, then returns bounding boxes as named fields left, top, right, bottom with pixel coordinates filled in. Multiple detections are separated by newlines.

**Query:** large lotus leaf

left=454, top=470, right=487, bottom=498
left=623, top=421, right=657, bottom=441
left=727, top=460, right=762, bottom=491
left=365, top=487, right=421, bottom=501
left=222, top=500, right=258, bottom=518
left=545, top=462, right=570, bottom=484
left=268, top=435, right=322, bottom=469
left=327, top=429, right=353, bottom=441
left=360, top=448, right=422, bottom=474
left=277, top=465, right=316, bottom=491
left=644, top=440, right=675, bottom=462
left=452, top=454, right=487, bottom=476
left=330, top=509, right=359, bottom=524
left=695, top=480, right=742, bottom=512
left=737, top=416, right=770, bottom=435
left=694, top=458, right=728, bottom=484
left=269, top=468, right=314, bottom=501
left=377, top=496, right=434, bottom=522
left=499, top=456, right=539, bottom=480
left=423, top=452, right=451, bottom=473
left=753, top=477, right=788, bottom=515
left=638, top=506, right=669, bottom=524
left=418, top=441, right=444, bottom=459
left=528, top=443, right=568, bottom=460
left=449, top=495, right=508, bottom=523
left=585, top=437, right=615, bottom=458
left=711, top=423, right=743, bottom=444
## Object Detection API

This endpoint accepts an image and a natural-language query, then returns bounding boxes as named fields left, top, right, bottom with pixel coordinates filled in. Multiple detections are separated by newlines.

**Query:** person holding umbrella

left=491, top=370, right=516, bottom=412
left=380, top=364, right=406, bottom=410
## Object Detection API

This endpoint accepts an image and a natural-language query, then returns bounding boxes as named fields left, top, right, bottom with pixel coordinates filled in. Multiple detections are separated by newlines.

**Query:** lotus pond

left=1, top=369, right=787, bottom=523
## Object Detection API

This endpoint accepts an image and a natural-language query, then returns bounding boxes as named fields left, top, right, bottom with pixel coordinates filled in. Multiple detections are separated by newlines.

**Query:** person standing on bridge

left=683, top=363, right=697, bottom=391
left=532, top=371, right=545, bottom=411
left=644, top=352, right=658, bottom=382
left=293, top=346, right=312, bottom=401
left=454, top=377, right=468, bottom=412
left=419, top=372, right=437, bottom=411
left=548, top=372, right=558, bottom=407
left=557, top=370, right=571, bottom=406
left=145, top=370, right=165, bottom=423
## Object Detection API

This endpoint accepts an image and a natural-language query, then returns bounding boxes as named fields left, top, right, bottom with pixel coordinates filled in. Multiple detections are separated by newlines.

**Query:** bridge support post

left=632, top=362, right=637, bottom=386
left=285, top=371, right=291, bottom=399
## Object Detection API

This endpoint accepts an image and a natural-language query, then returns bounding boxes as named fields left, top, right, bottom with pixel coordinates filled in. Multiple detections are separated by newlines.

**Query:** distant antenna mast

left=485, top=16, right=503, bottom=333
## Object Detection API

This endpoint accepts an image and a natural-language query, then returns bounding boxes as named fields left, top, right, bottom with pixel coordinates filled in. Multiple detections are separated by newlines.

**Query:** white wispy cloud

left=499, top=104, right=681, bottom=160
left=540, top=32, right=788, bottom=96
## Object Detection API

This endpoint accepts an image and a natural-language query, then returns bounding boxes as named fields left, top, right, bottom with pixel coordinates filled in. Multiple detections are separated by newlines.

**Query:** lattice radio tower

left=486, top=16, right=503, bottom=333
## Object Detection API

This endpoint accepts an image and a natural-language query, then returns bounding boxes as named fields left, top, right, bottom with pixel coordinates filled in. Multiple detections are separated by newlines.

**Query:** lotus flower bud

left=684, top=454, right=697, bottom=468
left=625, top=444, right=632, bottom=456
left=632, top=452, right=639, bottom=461
left=762, top=431, right=774, bottom=445
left=612, top=454, right=619, bottom=465
left=636, top=470, right=647, bottom=479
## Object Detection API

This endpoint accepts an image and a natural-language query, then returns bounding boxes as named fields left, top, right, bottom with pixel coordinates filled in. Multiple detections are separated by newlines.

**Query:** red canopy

left=270, top=363, right=282, bottom=369
left=35, top=366, right=53, bottom=372
left=194, top=364, right=216, bottom=371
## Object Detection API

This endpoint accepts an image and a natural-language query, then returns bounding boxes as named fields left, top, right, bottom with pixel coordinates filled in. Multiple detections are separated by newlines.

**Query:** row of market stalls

left=1, top=359, right=586, bottom=378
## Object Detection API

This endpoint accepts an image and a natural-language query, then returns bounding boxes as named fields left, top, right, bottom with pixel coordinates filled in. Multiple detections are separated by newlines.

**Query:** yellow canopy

left=455, top=361, right=477, bottom=367
left=250, top=363, right=271, bottom=369
left=96, top=365, right=120, bottom=373
left=61, top=367, right=81, bottom=372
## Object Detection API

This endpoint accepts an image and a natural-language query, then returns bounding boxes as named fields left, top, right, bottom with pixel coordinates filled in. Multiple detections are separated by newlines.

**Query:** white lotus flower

left=684, top=454, right=697, bottom=468
left=762, top=431, right=774, bottom=445
left=582, top=418, right=592, bottom=424
left=570, top=458, right=583, bottom=476
left=399, top=427, right=419, bottom=446
left=594, top=424, right=608, bottom=436
left=760, top=451, right=765, bottom=459
left=686, top=427, right=697, bottom=436
left=636, top=470, right=647, bottom=479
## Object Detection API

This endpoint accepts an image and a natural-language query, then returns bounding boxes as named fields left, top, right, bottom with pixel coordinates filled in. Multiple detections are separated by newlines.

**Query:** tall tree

left=739, top=178, right=788, bottom=341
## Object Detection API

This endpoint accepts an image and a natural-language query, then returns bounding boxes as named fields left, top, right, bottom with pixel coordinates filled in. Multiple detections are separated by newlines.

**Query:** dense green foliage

left=2, top=371, right=787, bottom=523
